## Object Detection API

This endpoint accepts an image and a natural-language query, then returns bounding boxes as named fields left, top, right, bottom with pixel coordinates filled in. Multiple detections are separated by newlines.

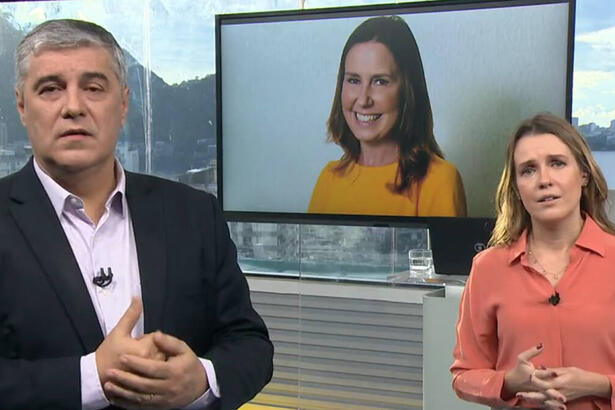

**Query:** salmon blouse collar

left=506, top=215, right=606, bottom=265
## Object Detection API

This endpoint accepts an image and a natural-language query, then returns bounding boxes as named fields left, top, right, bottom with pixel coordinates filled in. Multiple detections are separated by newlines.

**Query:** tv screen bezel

left=215, top=0, right=575, bottom=274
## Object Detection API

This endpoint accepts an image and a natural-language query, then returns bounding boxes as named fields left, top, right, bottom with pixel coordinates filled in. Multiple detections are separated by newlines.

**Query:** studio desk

left=243, top=275, right=482, bottom=410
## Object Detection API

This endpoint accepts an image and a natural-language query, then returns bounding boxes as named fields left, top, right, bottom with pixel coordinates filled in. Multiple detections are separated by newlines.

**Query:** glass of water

left=408, top=249, right=435, bottom=281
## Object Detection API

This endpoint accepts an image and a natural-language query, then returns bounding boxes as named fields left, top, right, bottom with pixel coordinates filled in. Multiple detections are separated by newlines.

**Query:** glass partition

left=230, top=221, right=429, bottom=282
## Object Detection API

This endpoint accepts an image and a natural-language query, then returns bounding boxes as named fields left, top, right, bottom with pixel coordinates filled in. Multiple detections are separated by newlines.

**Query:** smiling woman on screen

left=307, top=16, right=466, bottom=217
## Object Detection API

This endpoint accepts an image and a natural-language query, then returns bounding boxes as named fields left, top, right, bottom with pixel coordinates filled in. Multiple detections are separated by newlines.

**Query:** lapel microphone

left=548, top=291, right=560, bottom=306
left=93, top=267, right=114, bottom=288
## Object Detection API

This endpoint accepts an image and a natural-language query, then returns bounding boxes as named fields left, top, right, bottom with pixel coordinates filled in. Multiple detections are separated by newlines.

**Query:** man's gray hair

left=15, top=19, right=127, bottom=91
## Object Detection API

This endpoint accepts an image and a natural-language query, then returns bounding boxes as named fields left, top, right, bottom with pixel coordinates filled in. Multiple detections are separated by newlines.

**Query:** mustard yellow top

left=307, top=155, right=467, bottom=217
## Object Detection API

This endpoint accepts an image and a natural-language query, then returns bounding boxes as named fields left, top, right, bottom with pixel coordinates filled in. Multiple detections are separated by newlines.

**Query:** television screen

left=216, top=0, right=574, bottom=273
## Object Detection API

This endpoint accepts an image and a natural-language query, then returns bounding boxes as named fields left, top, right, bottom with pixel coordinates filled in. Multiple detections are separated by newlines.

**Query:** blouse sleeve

left=450, top=255, right=526, bottom=408
left=307, top=165, right=331, bottom=213
left=418, top=158, right=467, bottom=217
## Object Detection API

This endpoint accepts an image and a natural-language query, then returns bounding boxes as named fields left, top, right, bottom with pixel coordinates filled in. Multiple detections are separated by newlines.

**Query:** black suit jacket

left=0, top=159, right=273, bottom=410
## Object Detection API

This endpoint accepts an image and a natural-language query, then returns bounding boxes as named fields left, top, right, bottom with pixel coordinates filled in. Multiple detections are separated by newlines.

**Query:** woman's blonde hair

left=489, top=113, right=615, bottom=246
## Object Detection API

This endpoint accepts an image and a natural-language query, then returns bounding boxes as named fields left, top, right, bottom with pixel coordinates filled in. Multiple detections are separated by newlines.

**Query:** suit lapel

left=8, top=160, right=104, bottom=352
left=125, top=172, right=167, bottom=333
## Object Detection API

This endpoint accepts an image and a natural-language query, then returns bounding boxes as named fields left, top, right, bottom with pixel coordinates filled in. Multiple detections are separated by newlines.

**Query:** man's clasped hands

left=95, top=298, right=209, bottom=409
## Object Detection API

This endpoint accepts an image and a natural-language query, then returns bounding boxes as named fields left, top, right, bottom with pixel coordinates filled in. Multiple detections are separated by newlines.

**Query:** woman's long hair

left=327, top=16, right=442, bottom=194
left=489, top=113, right=615, bottom=246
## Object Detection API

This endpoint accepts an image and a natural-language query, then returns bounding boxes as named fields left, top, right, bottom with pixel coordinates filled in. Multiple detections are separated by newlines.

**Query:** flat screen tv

left=216, top=0, right=575, bottom=274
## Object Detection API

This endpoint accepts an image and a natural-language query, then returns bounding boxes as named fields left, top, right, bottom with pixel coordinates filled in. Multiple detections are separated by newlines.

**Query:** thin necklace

left=527, top=243, right=567, bottom=282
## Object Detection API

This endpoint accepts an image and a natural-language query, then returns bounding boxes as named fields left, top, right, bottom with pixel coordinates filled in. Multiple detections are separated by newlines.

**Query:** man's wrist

left=181, top=358, right=219, bottom=409
left=200, top=358, right=220, bottom=398
left=80, top=353, right=111, bottom=410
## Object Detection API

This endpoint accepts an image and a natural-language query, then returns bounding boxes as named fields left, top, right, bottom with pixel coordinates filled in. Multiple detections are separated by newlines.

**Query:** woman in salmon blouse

left=307, top=16, right=466, bottom=217
left=451, top=113, right=615, bottom=410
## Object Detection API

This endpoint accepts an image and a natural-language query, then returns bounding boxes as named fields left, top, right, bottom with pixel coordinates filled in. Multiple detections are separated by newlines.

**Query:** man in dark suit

left=0, top=19, right=273, bottom=410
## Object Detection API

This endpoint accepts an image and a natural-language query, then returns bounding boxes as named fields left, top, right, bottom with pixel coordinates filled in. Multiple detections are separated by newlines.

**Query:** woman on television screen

left=451, top=113, right=615, bottom=409
left=307, top=16, right=466, bottom=217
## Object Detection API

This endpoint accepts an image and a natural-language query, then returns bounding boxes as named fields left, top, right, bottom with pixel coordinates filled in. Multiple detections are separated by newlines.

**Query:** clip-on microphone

left=93, top=267, right=113, bottom=288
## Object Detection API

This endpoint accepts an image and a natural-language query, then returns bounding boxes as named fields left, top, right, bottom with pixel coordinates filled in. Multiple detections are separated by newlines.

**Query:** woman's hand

left=514, top=389, right=567, bottom=410
left=532, top=367, right=612, bottom=402
left=516, top=366, right=611, bottom=409
left=502, top=343, right=552, bottom=400
left=503, top=343, right=567, bottom=409
left=502, top=343, right=567, bottom=409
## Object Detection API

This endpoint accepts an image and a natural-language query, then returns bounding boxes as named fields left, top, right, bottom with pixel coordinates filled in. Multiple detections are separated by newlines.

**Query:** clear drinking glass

left=408, top=249, right=435, bottom=280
